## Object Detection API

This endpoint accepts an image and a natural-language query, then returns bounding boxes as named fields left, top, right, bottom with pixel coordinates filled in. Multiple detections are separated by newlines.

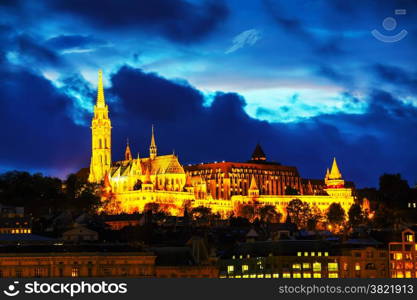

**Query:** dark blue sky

left=0, top=0, right=416, bottom=187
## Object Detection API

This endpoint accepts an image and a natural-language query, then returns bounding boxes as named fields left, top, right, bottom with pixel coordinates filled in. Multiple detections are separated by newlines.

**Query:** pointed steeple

left=251, top=143, right=267, bottom=161
left=329, top=157, right=342, bottom=180
left=96, top=69, right=106, bottom=107
left=149, top=125, right=157, bottom=159
left=248, top=175, right=259, bottom=197
left=249, top=175, right=258, bottom=190
left=325, top=168, right=330, bottom=180
left=144, top=165, right=152, bottom=184
left=125, top=138, right=132, bottom=160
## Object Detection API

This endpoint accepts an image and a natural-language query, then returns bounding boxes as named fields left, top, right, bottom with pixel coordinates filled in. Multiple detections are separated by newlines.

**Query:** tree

left=64, top=174, right=101, bottom=213
left=100, top=192, right=121, bottom=214
left=0, top=171, right=65, bottom=216
left=379, top=174, right=410, bottom=209
left=326, top=203, right=345, bottom=226
left=191, top=206, right=212, bottom=219
left=144, top=202, right=160, bottom=214
left=348, top=203, right=364, bottom=228
left=286, top=199, right=311, bottom=229
left=258, top=205, right=281, bottom=223
left=307, top=205, right=323, bottom=230
left=236, top=203, right=256, bottom=222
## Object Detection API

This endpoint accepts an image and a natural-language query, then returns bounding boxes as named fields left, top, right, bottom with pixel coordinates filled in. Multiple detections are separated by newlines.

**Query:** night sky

left=0, top=0, right=416, bottom=188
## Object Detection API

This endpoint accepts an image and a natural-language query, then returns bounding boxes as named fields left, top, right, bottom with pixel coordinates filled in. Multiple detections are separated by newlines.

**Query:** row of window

left=221, top=272, right=338, bottom=278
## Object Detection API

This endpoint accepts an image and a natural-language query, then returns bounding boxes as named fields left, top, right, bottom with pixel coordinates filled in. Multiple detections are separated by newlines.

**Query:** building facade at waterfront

left=88, top=71, right=355, bottom=218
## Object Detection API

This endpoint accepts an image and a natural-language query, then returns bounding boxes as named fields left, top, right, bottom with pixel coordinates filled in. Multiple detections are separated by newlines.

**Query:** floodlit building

left=389, top=228, right=417, bottom=278
left=88, top=70, right=355, bottom=218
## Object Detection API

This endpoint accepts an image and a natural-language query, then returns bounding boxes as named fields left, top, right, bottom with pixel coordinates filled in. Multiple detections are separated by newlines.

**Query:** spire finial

left=329, top=157, right=342, bottom=180
left=125, top=137, right=132, bottom=160
left=96, top=69, right=105, bottom=107
left=150, top=124, right=157, bottom=159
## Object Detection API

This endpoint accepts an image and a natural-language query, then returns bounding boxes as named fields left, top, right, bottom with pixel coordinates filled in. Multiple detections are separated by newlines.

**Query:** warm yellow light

left=313, top=273, right=321, bottom=278
left=313, top=262, right=321, bottom=271
left=394, top=253, right=403, bottom=260
left=242, top=265, right=249, bottom=272
left=355, top=263, right=361, bottom=271
left=227, top=265, right=234, bottom=273
left=328, top=273, right=338, bottom=278
left=328, top=263, right=338, bottom=271
left=293, top=273, right=301, bottom=278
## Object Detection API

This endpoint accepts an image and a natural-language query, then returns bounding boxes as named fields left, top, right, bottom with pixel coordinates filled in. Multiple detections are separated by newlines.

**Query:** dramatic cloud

left=45, top=0, right=229, bottom=43
left=0, top=0, right=416, bottom=188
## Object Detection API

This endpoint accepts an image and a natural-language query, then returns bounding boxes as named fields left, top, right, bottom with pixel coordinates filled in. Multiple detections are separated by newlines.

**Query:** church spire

left=150, top=125, right=157, bottom=159
left=125, top=138, right=132, bottom=160
left=96, top=69, right=105, bottom=107
left=88, top=69, right=112, bottom=183
left=329, top=157, right=342, bottom=180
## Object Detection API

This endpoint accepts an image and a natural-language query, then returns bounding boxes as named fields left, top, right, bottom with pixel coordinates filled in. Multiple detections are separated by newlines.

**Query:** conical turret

left=248, top=175, right=259, bottom=197
left=329, top=157, right=342, bottom=180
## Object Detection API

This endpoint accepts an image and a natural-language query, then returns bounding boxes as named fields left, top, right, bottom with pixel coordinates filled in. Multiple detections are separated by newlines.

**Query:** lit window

left=234, top=275, right=241, bottom=278
left=242, top=275, right=249, bottom=278
left=328, top=263, right=338, bottom=272
left=71, top=266, right=79, bottom=277
left=406, top=234, right=414, bottom=242
left=297, top=252, right=302, bottom=257
left=242, top=265, right=249, bottom=272
left=405, top=271, right=412, bottom=278
left=311, top=252, right=315, bottom=256
left=394, top=253, right=403, bottom=260
left=265, top=274, right=271, bottom=278
left=355, top=263, right=361, bottom=271
left=304, top=252, right=308, bottom=256
left=227, top=265, right=234, bottom=274
left=313, top=262, right=321, bottom=271
left=303, top=273, right=311, bottom=278
left=313, top=273, right=321, bottom=278
left=303, top=263, right=311, bottom=269
left=318, top=252, right=322, bottom=256
left=273, top=273, right=279, bottom=278
left=396, top=271, right=404, bottom=278
left=293, top=273, right=301, bottom=278
left=292, top=263, right=301, bottom=270
left=328, top=273, right=338, bottom=278
left=257, top=274, right=264, bottom=278
left=324, top=252, right=329, bottom=256
left=283, top=273, right=291, bottom=278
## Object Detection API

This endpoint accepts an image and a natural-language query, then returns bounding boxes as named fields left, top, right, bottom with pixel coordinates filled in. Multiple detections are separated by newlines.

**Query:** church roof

left=110, top=154, right=184, bottom=177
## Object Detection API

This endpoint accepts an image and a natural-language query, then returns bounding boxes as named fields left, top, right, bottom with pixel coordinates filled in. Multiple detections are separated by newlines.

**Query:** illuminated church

left=88, top=71, right=355, bottom=217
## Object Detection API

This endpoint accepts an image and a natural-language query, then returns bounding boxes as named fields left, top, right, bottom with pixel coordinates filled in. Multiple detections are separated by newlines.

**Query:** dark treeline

left=0, top=171, right=100, bottom=217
